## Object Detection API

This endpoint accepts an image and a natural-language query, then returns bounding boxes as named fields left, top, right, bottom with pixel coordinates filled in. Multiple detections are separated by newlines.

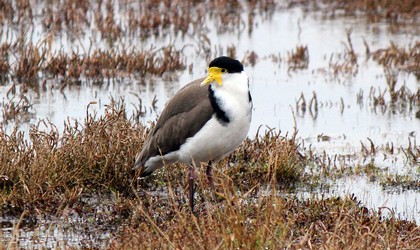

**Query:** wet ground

left=0, top=1, right=419, bottom=248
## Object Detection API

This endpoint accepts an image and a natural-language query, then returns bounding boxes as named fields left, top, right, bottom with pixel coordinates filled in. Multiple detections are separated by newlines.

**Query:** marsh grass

left=1, top=99, right=418, bottom=248
left=381, top=174, right=420, bottom=191
left=0, top=0, right=279, bottom=84
left=113, top=192, right=419, bottom=249
left=0, top=97, right=303, bottom=212
left=287, top=45, right=309, bottom=71
left=0, top=41, right=186, bottom=82
left=0, top=99, right=145, bottom=215
left=1, top=93, right=34, bottom=124
left=1, top=0, right=419, bottom=248
left=0, top=0, right=418, bottom=95
left=0, top=98, right=305, bottom=247
left=306, top=0, right=420, bottom=21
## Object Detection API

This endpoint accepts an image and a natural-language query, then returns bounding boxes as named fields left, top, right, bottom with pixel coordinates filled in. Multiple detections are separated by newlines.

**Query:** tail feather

left=132, top=154, right=143, bottom=170
left=133, top=149, right=173, bottom=177
left=133, top=156, right=161, bottom=177
left=133, top=161, right=154, bottom=178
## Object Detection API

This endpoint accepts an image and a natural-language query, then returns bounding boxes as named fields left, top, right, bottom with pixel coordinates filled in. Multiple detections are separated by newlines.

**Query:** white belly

left=177, top=111, right=251, bottom=165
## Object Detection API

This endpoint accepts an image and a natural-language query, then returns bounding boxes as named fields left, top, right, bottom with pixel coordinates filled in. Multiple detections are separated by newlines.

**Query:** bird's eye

left=221, top=68, right=227, bottom=73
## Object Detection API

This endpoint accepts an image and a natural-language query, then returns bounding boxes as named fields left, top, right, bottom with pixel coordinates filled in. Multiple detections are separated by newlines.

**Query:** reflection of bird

left=133, top=56, right=253, bottom=212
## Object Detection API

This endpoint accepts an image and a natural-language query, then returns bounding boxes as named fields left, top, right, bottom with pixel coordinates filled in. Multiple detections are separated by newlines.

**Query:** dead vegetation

left=304, top=0, right=420, bottom=22
left=0, top=99, right=303, bottom=216
left=0, top=0, right=417, bottom=87
left=287, top=44, right=309, bottom=71
left=0, top=41, right=185, bottom=82
left=1, top=101, right=419, bottom=248
left=372, top=41, right=420, bottom=78
left=326, top=29, right=359, bottom=78
left=1, top=93, right=34, bottom=124
left=113, top=193, right=419, bottom=249
left=0, top=0, right=419, bottom=248
left=364, top=65, right=419, bottom=113
left=0, top=99, right=144, bottom=215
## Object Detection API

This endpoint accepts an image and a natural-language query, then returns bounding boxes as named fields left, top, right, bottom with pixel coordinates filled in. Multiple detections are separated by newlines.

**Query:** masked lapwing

left=133, top=56, right=252, bottom=212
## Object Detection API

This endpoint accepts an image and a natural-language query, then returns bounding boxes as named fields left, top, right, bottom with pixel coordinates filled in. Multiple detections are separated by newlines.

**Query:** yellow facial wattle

left=201, top=67, right=224, bottom=86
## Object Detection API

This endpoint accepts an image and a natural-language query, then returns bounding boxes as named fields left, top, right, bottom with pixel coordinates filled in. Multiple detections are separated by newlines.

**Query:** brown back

left=137, top=78, right=213, bottom=165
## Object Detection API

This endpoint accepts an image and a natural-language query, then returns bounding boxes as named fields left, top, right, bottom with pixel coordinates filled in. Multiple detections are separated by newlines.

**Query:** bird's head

left=201, top=56, right=244, bottom=87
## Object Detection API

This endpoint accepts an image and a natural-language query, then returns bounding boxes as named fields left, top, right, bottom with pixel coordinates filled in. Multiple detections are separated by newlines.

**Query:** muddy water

left=0, top=4, right=419, bottom=247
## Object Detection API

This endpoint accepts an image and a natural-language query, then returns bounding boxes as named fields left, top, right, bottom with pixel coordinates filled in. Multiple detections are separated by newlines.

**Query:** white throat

left=210, top=71, right=252, bottom=122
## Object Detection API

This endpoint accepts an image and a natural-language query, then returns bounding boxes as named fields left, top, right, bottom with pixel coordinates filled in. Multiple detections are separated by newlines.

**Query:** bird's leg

left=188, top=166, right=197, bottom=213
left=206, top=161, right=214, bottom=189
left=205, top=161, right=218, bottom=205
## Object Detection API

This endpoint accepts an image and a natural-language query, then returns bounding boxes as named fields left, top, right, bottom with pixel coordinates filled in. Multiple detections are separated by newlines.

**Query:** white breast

left=177, top=71, right=252, bottom=165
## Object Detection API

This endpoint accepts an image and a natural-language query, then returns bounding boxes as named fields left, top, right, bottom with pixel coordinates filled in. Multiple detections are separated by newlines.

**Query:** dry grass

left=112, top=194, right=419, bottom=249
left=0, top=98, right=303, bottom=212
left=0, top=99, right=145, bottom=215
left=1, top=100, right=419, bottom=248
left=1, top=0, right=419, bottom=248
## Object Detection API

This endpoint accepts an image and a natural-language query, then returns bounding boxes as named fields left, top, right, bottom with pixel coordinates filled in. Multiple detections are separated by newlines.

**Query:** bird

left=133, top=56, right=252, bottom=212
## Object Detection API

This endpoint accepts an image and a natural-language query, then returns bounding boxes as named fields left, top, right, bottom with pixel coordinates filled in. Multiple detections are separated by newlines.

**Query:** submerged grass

left=0, top=41, right=185, bottom=82
left=304, top=0, right=420, bottom=21
left=372, top=41, right=420, bottom=79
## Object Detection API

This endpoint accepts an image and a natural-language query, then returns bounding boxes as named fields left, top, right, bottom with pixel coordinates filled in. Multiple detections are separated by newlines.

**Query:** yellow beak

left=200, top=67, right=223, bottom=86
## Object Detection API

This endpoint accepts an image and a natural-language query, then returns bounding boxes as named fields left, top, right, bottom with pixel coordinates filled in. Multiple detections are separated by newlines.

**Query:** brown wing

left=135, top=78, right=213, bottom=167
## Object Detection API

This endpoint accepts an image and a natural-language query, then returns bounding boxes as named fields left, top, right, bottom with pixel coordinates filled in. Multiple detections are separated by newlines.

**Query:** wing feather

left=134, top=78, right=213, bottom=169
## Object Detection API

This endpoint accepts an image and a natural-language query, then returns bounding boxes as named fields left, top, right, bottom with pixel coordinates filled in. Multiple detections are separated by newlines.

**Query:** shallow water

left=1, top=3, right=419, bottom=247
left=2, top=8, right=418, bottom=143
left=1, top=194, right=117, bottom=248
